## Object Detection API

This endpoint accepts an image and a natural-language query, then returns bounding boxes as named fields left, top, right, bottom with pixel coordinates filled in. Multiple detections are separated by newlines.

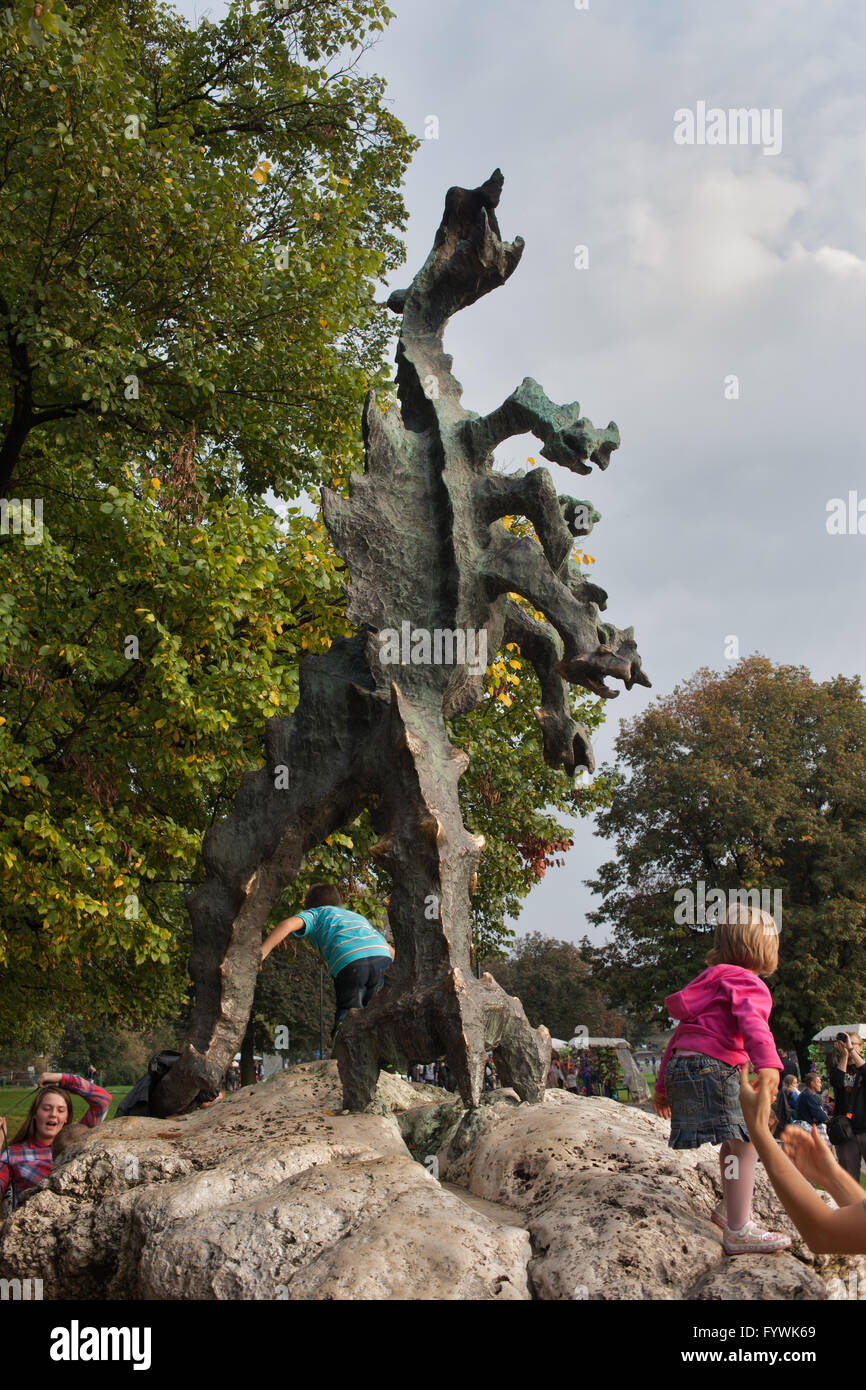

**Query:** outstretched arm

left=39, top=1073, right=112, bottom=1128
left=739, top=1070, right=866, bottom=1255
left=261, top=915, right=305, bottom=963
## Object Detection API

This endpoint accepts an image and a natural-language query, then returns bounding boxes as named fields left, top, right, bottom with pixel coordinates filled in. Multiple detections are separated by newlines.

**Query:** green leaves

left=0, top=0, right=416, bottom=1037
left=0, top=0, right=417, bottom=499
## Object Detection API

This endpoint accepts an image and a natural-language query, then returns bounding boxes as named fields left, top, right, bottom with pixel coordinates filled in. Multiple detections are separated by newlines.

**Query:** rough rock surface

left=0, top=1064, right=528, bottom=1301
left=2, top=1065, right=863, bottom=1301
left=440, top=1089, right=866, bottom=1300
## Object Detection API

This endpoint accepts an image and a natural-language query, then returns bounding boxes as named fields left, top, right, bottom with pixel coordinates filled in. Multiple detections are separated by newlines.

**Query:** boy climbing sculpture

left=155, top=168, right=650, bottom=1116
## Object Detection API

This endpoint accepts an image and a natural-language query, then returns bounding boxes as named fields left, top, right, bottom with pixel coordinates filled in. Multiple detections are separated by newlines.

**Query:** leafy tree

left=588, top=657, right=866, bottom=1063
left=0, top=1, right=617, bottom=1042
left=483, top=931, right=621, bottom=1041
left=52, top=1019, right=124, bottom=1076
left=0, top=0, right=414, bottom=1036
left=0, top=0, right=413, bottom=498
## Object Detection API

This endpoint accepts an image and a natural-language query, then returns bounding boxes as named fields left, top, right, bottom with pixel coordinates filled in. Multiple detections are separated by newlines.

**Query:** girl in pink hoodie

left=653, top=904, right=790, bottom=1255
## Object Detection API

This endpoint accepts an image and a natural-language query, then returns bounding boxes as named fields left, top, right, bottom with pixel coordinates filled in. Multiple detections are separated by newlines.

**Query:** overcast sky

left=177, top=0, right=866, bottom=948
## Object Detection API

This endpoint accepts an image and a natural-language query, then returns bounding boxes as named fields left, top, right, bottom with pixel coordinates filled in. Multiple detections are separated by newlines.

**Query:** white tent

left=811, top=1024, right=866, bottom=1042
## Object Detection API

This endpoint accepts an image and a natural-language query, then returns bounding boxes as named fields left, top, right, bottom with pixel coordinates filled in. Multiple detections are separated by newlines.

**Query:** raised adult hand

left=780, top=1124, right=837, bottom=1187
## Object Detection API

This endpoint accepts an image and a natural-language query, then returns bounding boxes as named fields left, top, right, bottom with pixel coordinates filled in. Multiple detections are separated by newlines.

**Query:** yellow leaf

left=269, top=690, right=280, bottom=706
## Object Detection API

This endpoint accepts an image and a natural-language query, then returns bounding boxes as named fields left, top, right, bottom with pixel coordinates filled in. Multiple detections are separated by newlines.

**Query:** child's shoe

left=722, top=1220, right=791, bottom=1255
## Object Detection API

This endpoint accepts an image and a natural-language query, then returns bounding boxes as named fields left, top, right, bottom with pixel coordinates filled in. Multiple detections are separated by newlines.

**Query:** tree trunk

left=240, top=1015, right=256, bottom=1087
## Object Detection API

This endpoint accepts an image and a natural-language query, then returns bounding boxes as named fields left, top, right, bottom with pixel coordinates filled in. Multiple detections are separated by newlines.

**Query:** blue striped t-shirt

left=295, top=906, right=392, bottom=978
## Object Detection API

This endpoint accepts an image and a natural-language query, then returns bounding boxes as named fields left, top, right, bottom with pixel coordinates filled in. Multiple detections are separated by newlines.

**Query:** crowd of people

left=546, top=1051, right=618, bottom=1098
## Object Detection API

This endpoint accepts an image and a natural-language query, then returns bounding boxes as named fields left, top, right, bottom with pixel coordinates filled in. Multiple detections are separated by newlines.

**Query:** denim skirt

left=665, top=1053, right=749, bottom=1149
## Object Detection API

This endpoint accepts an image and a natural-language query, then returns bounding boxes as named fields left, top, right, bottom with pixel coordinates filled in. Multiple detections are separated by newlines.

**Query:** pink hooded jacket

left=655, top=963, right=782, bottom=1098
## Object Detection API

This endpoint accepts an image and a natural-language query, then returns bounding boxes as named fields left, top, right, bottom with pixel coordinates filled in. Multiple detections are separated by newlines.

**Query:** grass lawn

left=1, top=1084, right=132, bottom=1136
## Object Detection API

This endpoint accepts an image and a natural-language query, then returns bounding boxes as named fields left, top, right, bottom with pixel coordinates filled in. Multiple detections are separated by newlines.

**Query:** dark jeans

left=331, top=956, right=391, bottom=1039
left=834, top=1131, right=866, bottom=1181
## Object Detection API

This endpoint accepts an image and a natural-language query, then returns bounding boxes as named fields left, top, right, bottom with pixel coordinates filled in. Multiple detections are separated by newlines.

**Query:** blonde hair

left=782, top=1074, right=798, bottom=1091
left=706, top=903, right=779, bottom=976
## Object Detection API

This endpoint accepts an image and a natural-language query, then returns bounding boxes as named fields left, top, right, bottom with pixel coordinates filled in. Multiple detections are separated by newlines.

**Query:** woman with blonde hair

left=0, top=1071, right=111, bottom=1210
left=653, top=903, right=788, bottom=1255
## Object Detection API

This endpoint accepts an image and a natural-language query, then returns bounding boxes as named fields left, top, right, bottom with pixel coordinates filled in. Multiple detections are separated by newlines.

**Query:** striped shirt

left=295, top=906, right=392, bottom=978
left=0, top=1074, right=111, bottom=1197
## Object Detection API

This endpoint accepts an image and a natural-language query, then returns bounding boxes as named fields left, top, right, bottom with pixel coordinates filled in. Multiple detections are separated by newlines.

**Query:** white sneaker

left=723, top=1219, right=791, bottom=1255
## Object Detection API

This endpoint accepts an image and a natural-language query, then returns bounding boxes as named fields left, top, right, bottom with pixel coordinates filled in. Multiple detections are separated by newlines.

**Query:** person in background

left=739, top=1069, right=866, bottom=1254
left=261, top=883, right=394, bottom=1043
left=546, top=1052, right=564, bottom=1089
left=0, top=1072, right=111, bottom=1209
left=827, top=1033, right=866, bottom=1180
left=780, top=1051, right=800, bottom=1083
left=796, top=1072, right=831, bottom=1134
left=774, top=1073, right=799, bottom=1130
